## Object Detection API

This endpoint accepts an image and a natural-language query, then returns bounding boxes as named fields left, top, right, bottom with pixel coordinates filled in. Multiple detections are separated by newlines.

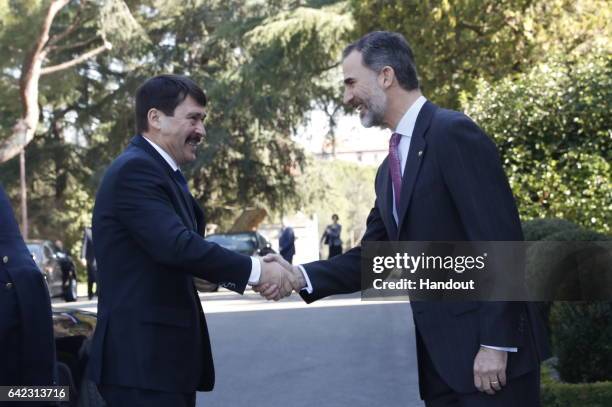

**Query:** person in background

left=0, top=184, right=57, bottom=387
left=81, top=227, right=97, bottom=300
left=321, top=214, right=342, bottom=258
left=279, top=223, right=296, bottom=264
left=54, top=239, right=76, bottom=295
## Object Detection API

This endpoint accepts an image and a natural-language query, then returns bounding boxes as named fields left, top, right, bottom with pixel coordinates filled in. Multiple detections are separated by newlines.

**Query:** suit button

left=5, top=282, right=13, bottom=289
left=2, top=256, right=7, bottom=264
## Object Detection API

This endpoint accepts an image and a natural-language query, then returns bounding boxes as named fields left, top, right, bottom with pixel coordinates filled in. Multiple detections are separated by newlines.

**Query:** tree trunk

left=0, top=0, right=90, bottom=164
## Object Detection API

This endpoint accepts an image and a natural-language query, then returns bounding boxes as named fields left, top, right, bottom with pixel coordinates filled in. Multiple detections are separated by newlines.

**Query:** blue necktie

left=174, top=170, right=190, bottom=195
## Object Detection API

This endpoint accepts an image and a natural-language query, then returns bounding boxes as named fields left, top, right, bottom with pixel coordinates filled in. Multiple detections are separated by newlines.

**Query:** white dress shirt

left=142, top=136, right=261, bottom=284
left=392, top=95, right=427, bottom=223
left=295, top=100, right=516, bottom=352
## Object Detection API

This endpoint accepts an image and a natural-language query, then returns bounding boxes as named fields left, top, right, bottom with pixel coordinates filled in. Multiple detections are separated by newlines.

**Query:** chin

left=360, top=114, right=374, bottom=128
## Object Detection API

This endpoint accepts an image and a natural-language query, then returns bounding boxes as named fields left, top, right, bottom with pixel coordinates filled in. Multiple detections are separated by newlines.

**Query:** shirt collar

left=142, top=135, right=179, bottom=172
left=394, top=95, right=427, bottom=138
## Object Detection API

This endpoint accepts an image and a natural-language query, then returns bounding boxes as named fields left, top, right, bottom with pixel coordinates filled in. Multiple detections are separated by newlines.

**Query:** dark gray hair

left=343, top=31, right=419, bottom=91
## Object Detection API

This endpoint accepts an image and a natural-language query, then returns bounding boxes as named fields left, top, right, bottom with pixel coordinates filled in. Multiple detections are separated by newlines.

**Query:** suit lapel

left=130, top=135, right=198, bottom=231
left=396, top=102, right=437, bottom=237
left=378, top=158, right=398, bottom=238
left=191, top=195, right=205, bottom=234
left=174, top=182, right=198, bottom=231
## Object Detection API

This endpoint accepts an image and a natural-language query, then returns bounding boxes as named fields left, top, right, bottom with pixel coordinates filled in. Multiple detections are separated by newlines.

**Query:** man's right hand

left=254, top=254, right=306, bottom=300
left=255, top=259, right=285, bottom=301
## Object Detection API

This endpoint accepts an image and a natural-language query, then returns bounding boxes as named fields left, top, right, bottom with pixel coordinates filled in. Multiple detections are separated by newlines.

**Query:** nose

left=195, top=121, right=205, bottom=137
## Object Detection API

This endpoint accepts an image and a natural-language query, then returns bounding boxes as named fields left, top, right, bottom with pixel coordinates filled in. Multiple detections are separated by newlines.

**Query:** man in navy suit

left=87, top=75, right=287, bottom=406
left=0, top=185, right=57, bottom=388
left=258, top=32, right=550, bottom=406
left=279, top=224, right=296, bottom=264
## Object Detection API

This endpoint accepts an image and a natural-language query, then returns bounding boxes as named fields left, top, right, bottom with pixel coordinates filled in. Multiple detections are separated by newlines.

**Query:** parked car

left=195, top=231, right=276, bottom=292
left=26, top=240, right=78, bottom=302
left=206, top=231, right=275, bottom=256
left=53, top=308, right=103, bottom=406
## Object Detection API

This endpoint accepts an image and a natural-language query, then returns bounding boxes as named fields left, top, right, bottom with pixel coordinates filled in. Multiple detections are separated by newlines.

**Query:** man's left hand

left=473, top=347, right=507, bottom=395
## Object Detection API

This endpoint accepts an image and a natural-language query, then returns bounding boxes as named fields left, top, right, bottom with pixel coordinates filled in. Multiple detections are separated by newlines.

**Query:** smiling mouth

left=186, top=135, right=201, bottom=148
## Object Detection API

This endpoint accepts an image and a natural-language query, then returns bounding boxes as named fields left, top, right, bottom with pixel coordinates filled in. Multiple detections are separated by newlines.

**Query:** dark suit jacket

left=300, top=102, right=550, bottom=396
left=279, top=227, right=296, bottom=258
left=87, top=135, right=252, bottom=393
left=0, top=185, right=57, bottom=387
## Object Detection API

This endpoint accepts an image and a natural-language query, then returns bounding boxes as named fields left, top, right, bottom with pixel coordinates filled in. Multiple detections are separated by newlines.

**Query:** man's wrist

left=290, top=265, right=306, bottom=290
left=248, top=257, right=262, bottom=285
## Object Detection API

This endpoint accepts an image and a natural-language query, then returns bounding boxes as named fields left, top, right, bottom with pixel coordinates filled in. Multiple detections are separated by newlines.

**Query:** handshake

left=253, top=254, right=306, bottom=301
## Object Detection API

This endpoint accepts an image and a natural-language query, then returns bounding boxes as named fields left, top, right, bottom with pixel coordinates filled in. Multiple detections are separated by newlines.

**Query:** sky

left=295, top=108, right=389, bottom=154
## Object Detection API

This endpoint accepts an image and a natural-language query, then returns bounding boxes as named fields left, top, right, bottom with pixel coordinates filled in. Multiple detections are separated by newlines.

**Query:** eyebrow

left=187, top=112, right=207, bottom=119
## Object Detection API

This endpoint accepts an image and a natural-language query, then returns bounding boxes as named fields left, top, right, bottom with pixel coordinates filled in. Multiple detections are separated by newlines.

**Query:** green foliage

left=525, top=224, right=611, bottom=300
left=541, top=365, right=612, bottom=407
left=0, top=0, right=351, bottom=239
left=522, top=218, right=581, bottom=241
left=549, top=302, right=612, bottom=383
left=465, top=51, right=611, bottom=233
left=296, top=157, right=376, bottom=247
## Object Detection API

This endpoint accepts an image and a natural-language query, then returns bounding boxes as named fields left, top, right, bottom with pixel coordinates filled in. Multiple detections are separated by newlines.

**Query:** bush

left=541, top=365, right=612, bottom=407
left=525, top=221, right=612, bottom=386
left=525, top=226, right=612, bottom=300
left=466, top=51, right=611, bottom=234
left=549, top=302, right=612, bottom=383
left=522, top=218, right=581, bottom=241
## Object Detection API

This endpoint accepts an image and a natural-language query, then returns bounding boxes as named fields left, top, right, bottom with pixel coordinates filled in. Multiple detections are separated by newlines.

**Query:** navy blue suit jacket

left=300, top=102, right=550, bottom=395
left=87, top=135, right=252, bottom=393
left=279, top=227, right=296, bottom=258
left=0, top=185, right=57, bottom=387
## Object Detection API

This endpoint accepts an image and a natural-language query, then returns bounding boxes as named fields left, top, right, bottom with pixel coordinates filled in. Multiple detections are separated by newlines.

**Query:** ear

left=147, top=108, right=162, bottom=131
left=378, top=66, right=395, bottom=89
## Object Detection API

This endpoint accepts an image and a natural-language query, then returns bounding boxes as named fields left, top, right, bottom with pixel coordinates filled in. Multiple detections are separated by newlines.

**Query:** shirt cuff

left=248, top=257, right=261, bottom=285
left=297, top=265, right=313, bottom=294
left=481, top=345, right=518, bottom=352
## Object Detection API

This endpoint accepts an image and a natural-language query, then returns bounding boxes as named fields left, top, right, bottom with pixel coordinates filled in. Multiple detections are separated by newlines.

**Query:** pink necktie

left=389, top=132, right=403, bottom=212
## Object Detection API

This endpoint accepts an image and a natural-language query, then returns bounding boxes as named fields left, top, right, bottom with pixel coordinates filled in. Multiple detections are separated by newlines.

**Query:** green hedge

left=466, top=51, right=611, bottom=234
left=522, top=218, right=581, bottom=241
left=542, top=365, right=612, bottom=407
left=549, top=302, right=612, bottom=383
left=525, top=224, right=612, bottom=300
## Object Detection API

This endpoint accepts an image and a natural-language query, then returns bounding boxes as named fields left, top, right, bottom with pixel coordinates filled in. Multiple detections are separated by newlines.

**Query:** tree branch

left=40, top=42, right=112, bottom=76
left=456, top=21, right=485, bottom=36
left=46, top=0, right=85, bottom=47
left=47, top=36, right=99, bottom=54
left=34, top=0, right=71, bottom=57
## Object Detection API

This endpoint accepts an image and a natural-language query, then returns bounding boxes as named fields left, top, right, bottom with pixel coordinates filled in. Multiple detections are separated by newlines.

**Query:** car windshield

left=206, top=233, right=256, bottom=252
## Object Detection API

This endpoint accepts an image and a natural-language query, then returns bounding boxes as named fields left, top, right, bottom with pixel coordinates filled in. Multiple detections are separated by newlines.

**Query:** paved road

left=53, top=291, right=423, bottom=406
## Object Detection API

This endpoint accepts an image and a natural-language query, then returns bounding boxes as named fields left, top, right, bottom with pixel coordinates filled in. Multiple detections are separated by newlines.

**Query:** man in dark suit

left=80, top=227, right=97, bottom=299
left=258, top=32, right=550, bottom=406
left=0, top=185, right=57, bottom=388
left=87, top=74, right=287, bottom=406
left=279, top=224, right=296, bottom=264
